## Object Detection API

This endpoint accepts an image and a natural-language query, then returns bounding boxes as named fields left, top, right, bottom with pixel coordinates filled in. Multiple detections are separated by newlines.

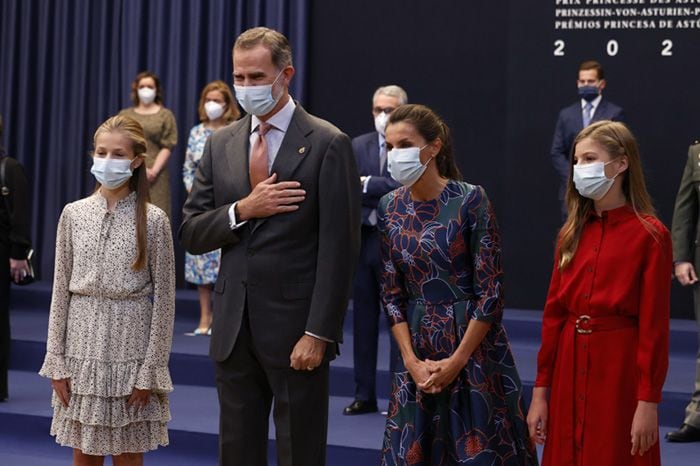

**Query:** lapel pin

left=298, top=147, right=306, bottom=155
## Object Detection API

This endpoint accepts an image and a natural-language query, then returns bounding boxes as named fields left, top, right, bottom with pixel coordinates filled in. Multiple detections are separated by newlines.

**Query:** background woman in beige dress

left=119, top=71, right=178, bottom=220
left=39, top=115, right=175, bottom=466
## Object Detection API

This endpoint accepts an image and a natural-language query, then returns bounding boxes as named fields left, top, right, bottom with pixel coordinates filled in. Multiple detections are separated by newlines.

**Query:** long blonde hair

left=93, top=115, right=150, bottom=271
left=558, top=120, right=658, bottom=269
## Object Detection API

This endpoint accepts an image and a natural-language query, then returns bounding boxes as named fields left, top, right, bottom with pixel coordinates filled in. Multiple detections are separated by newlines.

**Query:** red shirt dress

left=535, top=205, right=671, bottom=466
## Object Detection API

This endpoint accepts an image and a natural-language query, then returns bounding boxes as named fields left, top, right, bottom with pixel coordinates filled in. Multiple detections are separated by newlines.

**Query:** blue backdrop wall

left=1, top=0, right=698, bottom=318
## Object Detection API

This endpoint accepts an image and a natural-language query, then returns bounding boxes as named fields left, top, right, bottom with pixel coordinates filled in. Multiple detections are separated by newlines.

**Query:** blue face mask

left=91, top=158, right=133, bottom=189
left=578, top=85, right=599, bottom=102
left=234, top=69, right=284, bottom=116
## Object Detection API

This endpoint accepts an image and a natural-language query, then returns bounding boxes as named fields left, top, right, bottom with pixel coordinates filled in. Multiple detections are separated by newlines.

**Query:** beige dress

left=118, top=107, right=178, bottom=219
left=39, top=192, right=175, bottom=455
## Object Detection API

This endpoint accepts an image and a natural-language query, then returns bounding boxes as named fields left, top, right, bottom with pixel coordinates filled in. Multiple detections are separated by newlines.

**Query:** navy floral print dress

left=378, top=180, right=537, bottom=466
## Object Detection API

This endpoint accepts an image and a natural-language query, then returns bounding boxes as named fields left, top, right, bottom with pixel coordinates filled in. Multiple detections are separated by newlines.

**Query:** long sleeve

left=38, top=206, right=74, bottom=379
left=135, top=209, right=175, bottom=393
left=466, top=186, right=504, bottom=324
left=636, top=225, right=672, bottom=402
left=159, top=108, right=178, bottom=150
left=534, top=252, right=568, bottom=388
left=5, top=159, right=32, bottom=258
left=305, top=132, right=361, bottom=341
left=378, top=196, right=408, bottom=326
left=550, top=112, right=571, bottom=181
left=180, top=135, right=242, bottom=254
left=671, top=146, right=698, bottom=262
left=182, top=126, right=198, bottom=192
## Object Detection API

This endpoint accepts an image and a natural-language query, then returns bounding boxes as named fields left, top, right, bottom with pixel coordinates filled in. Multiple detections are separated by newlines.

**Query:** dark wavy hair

left=387, top=104, right=462, bottom=180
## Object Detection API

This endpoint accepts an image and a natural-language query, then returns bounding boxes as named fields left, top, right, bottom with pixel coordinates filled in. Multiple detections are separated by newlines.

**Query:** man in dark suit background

left=667, top=139, right=700, bottom=443
left=180, top=27, right=360, bottom=466
left=551, top=60, right=625, bottom=217
left=343, top=85, right=405, bottom=416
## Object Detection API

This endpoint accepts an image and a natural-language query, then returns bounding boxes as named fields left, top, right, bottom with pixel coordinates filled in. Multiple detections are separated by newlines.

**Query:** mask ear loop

left=418, top=144, right=435, bottom=168
left=604, top=156, right=625, bottom=181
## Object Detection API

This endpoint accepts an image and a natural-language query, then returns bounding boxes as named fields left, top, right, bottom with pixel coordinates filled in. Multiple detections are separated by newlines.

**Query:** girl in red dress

left=527, top=120, right=672, bottom=466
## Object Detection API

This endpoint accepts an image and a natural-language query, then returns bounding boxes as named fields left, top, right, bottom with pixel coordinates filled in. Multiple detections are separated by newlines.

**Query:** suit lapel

left=251, top=105, right=313, bottom=234
left=365, top=134, right=381, bottom=175
left=270, top=107, right=312, bottom=182
left=225, top=115, right=253, bottom=200
left=593, top=99, right=608, bottom=121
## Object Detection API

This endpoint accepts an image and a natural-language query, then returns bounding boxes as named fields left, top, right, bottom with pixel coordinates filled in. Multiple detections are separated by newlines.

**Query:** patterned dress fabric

left=183, top=123, right=220, bottom=285
left=39, top=192, right=175, bottom=455
left=378, top=180, right=537, bottom=466
left=118, top=107, right=178, bottom=219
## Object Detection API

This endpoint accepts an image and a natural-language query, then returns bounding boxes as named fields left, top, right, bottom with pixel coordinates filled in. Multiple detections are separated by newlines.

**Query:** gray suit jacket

left=180, top=105, right=361, bottom=367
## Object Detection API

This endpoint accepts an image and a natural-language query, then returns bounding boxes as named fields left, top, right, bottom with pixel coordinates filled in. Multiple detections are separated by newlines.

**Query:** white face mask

left=138, top=87, right=156, bottom=105
left=204, top=101, right=225, bottom=121
left=91, top=158, right=134, bottom=189
left=234, top=69, right=284, bottom=116
left=572, top=160, right=618, bottom=200
left=387, top=145, right=430, bottom=187
left=374, top=112, right=389, bottom=136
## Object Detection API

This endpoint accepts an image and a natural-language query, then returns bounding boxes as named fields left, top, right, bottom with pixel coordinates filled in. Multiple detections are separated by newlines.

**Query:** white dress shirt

left=228, top=98, right=297, bottom=229
left=581, top=94, right=602, bottom=120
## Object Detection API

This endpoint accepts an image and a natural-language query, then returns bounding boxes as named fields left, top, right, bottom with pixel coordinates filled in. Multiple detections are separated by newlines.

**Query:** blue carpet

left=5, top=283, right=700, bottom=465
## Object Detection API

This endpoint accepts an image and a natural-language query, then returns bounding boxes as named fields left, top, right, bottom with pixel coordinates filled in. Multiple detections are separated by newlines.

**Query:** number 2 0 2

left=553, top=39, right=673, bottom=57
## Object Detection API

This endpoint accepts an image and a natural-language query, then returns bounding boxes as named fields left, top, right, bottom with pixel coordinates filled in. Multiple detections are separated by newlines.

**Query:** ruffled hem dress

left=39, top=192, right=176, bottom=455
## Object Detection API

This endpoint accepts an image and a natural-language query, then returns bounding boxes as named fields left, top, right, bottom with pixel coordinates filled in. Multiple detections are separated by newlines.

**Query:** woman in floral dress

left=378, top=104, right=536, bottom=465
left=183, top=80, right=238, bottom=335
left=39, top=115, right=175, bottom=465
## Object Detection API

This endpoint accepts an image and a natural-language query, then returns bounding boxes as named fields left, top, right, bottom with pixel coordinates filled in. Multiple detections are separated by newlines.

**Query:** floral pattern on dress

left=378, top=180, right=537, bottom=466
left=183, top=123, right=220, bottom=285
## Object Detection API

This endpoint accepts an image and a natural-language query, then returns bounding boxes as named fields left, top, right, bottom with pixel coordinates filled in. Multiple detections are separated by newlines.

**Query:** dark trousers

left=0, top=244, right=10, bottom=399
left=351, top=226, right=399, bottom=403
left=215, top=309, right=329, bottom=466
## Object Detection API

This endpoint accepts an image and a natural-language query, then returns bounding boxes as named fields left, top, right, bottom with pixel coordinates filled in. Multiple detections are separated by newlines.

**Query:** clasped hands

left=237, top=173, right=305, bottom=221
left=406, top=355, right=467, bottom=395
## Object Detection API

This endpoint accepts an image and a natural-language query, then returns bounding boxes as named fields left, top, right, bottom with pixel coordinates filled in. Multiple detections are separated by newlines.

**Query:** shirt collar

left=586, top=203, right=635, bottom=225
left=581, top=94, right=602, bottom=110
left=251, top=97, right=296, bottom=134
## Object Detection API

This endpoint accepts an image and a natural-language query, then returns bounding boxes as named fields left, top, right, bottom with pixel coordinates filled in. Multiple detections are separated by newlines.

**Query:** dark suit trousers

left=0, top=244, right=10, bottom=399
left=352, top=225, right=399, bottom=403
left=215, top=309, right=329, bottom=466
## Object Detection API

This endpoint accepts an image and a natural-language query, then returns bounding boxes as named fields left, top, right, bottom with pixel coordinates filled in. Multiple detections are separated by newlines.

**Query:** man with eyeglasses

left=343, top=85, right=406, bottom=416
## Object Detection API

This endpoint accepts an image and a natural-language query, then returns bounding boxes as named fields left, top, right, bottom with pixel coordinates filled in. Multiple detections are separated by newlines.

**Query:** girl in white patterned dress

left=39, top=115, right=175, bottom=465
left=183, top=80, right=238, bottom=335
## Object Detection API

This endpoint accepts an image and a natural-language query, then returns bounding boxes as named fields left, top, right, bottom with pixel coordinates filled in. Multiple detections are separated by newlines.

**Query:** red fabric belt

left=566, top=314, right=637, bottom=334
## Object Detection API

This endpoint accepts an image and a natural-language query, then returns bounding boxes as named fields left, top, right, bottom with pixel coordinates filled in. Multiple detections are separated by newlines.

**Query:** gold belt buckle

left=575, top=315, right=592, bottom=334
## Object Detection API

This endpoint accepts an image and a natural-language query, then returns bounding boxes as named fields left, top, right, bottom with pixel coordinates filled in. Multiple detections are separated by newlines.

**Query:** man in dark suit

left=667, top=139, right=700, bottom=443
left=343, top=85, right=404, bottom=416
left=180, top=27, right=360, bottom=466
left=551, top=60, right=625, bottom=217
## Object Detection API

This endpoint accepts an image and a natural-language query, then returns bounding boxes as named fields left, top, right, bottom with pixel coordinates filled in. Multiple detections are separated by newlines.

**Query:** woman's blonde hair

left=558, top=120, right=658, bottom=269
left=197, top=80, right=239, bottom=124
left=93, top=115, right=150, bottom=271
